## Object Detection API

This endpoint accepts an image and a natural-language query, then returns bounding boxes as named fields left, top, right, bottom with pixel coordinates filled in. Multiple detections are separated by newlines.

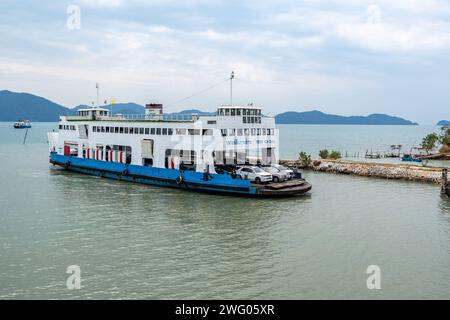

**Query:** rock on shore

left=280, top=159, right=444, bottom=184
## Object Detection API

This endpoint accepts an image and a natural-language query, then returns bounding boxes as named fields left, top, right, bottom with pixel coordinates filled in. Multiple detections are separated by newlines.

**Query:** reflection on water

left=1, top=123, right=450, bottom=299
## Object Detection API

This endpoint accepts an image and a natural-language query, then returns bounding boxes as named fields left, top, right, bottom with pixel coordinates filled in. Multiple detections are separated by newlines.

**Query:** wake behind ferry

left=47, top=98, right=311, bottom=197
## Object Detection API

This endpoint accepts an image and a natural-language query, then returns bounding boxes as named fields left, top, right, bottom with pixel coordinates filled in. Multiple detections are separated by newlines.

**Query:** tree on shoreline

left=421, top=133, right=439, bottom=154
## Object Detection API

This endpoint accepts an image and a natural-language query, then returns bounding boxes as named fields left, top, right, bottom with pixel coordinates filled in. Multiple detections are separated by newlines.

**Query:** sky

left=0, top=0, right=449, bottom=124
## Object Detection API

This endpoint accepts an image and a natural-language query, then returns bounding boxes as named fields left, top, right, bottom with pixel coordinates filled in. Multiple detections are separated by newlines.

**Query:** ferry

left=13, top=120, right=32, bottom=129
left=47, top=103, right=312, bottom=197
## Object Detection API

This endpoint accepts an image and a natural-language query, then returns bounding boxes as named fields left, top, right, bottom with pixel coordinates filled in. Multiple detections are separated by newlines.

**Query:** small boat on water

left=13, top=120, right=32, bottom=129
left=401, top=156, right=422, bottom=163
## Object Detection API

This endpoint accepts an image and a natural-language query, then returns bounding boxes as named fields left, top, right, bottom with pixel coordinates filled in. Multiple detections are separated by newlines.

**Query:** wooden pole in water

left=441, top=169, right=448, bottom=195
left=23, top=128, right=29, bottom=145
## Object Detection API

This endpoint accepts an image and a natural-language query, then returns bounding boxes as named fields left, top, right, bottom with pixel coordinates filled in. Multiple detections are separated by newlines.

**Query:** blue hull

left=50, top=152, right=258, bottom=196
left=401, top=157, right=422, bottom=163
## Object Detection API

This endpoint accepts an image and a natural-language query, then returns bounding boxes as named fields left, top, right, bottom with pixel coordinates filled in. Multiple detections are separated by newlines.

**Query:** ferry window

left=162, top=128, right=168, bottom=135
left=207, top=120, right=217, bottom=125
left=145, top=128, right=149, bottom=135
left=267, top=129, right=272, bottom=135
left=151, top=128, right=155, bottom=135
left=59, top=125, right=62, bottom=129
left=244, top=129, right=249, bottom=136
left=229, top=128, right=236, bottom=136
left=140, top=128, right=144, bottom=134
left=188, top=129, right=200, bottom=135
left=231, top=109, right=236, bottom=116
left=242, top=109, right=246, bottom=116
left=237, top=129, right=243, bottom=136
left=219, top=109, right=224, bottom=116
left=262, top=128, right=266, bottom=135
left=236, top=109, right=241, bottom=116
left=250, top=117, right=255, bottom=124
left=120, top=127, right=124, bottom=133
left=168, top=128, right=173, bottom=135
left=124, top=127, right=129, bottom=134
left=102, top=127, right=105, bottom=133
left=135, top=127, right=139, bottom=134
left=115, top=127, right=119, bottom=133
left=203, top=129, right=213, bottom=135
left=257, top=128, right=261, bottom=135
left=221, top=129, right=227, bottom=137
left=156, top=128, right=162, bottom=135
left=251, top=128, right=256, bottom=135
left=130, top=127, right=134, bottom=134
left=225, top=109, right=230, bottom=116
left=243, top=117, right=247, bottom=123
left=106, top=127, right=110, bottom=133
left=256, top=117, right=261, bottom=124
left=176, top=129, right=186, bottom=135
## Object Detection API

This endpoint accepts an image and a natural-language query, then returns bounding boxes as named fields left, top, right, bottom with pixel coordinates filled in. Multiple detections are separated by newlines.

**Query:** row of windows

left=243, top=116, right=262, bottom=124
left=218, top=108, right=262, bottom=116
left=221, top=128, right=274, bottom=136
left=59, top=125, right=76, bottom=130
left=92, top=126, right=215, bottom=136
left=91, top=126, right=274, bottom=137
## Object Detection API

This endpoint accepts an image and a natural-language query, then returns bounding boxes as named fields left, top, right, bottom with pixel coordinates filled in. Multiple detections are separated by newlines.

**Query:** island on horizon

left=1, top=89, right=419, bottom=125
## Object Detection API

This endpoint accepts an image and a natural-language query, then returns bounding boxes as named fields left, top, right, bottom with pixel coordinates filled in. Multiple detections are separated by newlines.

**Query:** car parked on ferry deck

left=236, top=166, right=272, bottom=184
left=272, top=164, right=295, bottom=180
left=261, top=166, right=287, bottom=182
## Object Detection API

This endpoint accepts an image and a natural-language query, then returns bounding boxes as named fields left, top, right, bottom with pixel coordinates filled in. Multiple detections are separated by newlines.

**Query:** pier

left=280, top=159, right=446, bottom=184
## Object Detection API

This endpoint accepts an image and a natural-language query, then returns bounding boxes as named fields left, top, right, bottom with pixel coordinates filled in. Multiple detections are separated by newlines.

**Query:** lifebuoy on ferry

left=170, top=157, right=175, bottom=169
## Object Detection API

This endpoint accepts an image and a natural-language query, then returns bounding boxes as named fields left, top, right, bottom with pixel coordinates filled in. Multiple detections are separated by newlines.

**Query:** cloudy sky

left=0, top=0, right=449, bottom=123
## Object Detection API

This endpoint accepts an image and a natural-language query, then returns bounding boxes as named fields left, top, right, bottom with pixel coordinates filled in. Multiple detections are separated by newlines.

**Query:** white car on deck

left=272, top=164, right=295, bottom=180
left=236, top=166, right=273, bottom=184
left=261, top=166, right=288, bottom=182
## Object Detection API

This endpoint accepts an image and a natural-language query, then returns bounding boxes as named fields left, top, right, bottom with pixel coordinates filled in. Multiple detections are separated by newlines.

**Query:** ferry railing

left=107, top=113, right=199, bottom=122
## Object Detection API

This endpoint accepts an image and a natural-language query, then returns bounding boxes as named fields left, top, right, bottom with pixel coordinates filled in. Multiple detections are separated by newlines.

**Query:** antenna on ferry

left=230, top=71, right=234, bottom=106
left=96, top=82, right=100, bottom=108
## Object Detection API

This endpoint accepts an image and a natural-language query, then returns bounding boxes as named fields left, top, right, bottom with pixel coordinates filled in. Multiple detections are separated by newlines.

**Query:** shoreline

left=280, top=159, right=446, bottom=184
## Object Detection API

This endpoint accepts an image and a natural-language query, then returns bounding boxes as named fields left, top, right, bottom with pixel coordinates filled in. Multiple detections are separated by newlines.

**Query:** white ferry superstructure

left=47, top=103, right=311, bottom=196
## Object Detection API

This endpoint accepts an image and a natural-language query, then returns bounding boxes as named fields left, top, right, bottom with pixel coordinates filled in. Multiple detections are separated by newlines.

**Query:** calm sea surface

left=1, top=123, right=450, bottom=299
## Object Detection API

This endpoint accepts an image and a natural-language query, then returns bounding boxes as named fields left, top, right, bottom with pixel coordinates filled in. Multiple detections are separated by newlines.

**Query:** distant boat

left=13, top=120, right=32, bottom=129
left=401, top=156, right=422, bottom=163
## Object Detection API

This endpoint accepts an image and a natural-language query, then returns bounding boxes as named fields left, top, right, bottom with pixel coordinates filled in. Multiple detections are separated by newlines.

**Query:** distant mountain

left=73, top=103, right=145, bottom=115
left=275, top=110, right=418, bottom=125
left=0, top=90, right=421, bottom=125
left=168, top=109, right=215, bottom=116
left=437, top=120, right=450, bottom=126
left=0, top=90, right=70, bottom=121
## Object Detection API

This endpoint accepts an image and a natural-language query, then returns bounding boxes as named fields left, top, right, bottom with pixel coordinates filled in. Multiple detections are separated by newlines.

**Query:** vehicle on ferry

left=261, top=166, right=288, bottom=183
left=270, top=164, right=295, bottom=180
left=236, top=166, right=273, bottom=184
left=13, top=120, right=32, bottom=129
left=47, top=102, right=312, bottom=196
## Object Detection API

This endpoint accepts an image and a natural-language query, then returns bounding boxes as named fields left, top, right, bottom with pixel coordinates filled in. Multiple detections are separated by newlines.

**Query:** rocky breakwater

left=280, top=159, right=444, bottom=184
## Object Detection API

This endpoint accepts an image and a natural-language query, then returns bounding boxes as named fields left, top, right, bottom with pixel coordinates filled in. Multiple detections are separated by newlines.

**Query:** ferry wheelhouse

left=47, top=104, right=311, bottom=196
